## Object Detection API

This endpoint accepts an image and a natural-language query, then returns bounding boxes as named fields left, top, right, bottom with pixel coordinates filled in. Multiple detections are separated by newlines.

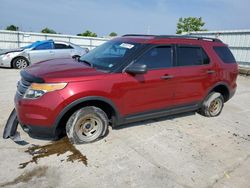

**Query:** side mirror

left=125, top=63, right=147, bottom=74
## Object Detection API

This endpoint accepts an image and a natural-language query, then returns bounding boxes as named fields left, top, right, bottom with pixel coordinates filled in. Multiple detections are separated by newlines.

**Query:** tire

left=198, top=92, right=224, bottom=117
left=13, top=57, right=29, bottom=69
left=66, top=106, right=108, bottom=144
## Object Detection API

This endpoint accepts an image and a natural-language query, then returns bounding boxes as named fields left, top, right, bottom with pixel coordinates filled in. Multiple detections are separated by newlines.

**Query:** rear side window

left=214, top=46, right=236, bottom=63
left=135, top=46, right=173, bottom=69
left=177, top=46, right=210, bottom=66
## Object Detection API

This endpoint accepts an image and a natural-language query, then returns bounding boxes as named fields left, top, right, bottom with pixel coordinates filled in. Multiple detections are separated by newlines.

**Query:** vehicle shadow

left=114, top=111, right=196, bottom=130
left=0, top=67, right=12, bottom=69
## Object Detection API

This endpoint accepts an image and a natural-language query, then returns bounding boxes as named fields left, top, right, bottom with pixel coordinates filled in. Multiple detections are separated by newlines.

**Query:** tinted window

left=135, top=46, right=172, bottom=69
left=202, top=49, right=210, bottom=65
left=34, top=42, right=53, bottom=50
left=214, top=46, right=236, bottom=63
left=177, top=46, right=209, bottom=66
left=54, top=43, right=73, bottom=49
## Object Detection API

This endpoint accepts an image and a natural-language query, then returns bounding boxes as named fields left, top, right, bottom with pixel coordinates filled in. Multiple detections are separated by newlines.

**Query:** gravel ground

left=0, top=68, right=250, bottom=188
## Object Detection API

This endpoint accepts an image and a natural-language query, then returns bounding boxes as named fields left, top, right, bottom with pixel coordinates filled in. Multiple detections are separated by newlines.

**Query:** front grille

left=17, top=78, right=32, bottom=97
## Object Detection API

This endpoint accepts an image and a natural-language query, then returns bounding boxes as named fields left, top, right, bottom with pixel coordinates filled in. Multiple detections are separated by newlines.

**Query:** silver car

left=0, top=40, right=89, bottom=69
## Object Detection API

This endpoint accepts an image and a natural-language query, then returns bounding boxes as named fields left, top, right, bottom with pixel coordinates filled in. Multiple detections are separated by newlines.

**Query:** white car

left=0, top=40, right=89, bottom=69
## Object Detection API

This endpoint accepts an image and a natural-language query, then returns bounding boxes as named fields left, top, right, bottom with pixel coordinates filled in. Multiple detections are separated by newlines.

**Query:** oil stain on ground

left=19, top=137, right=87, bottom=169
left=0, top=166, right=48, bottom=187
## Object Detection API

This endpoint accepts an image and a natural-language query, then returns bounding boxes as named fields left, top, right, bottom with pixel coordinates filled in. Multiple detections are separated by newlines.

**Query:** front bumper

left=14, top=91, right=65, bottom=139
left=0, top=55, right=11, bottom=67
left=20, top=123, right=57, bottom=139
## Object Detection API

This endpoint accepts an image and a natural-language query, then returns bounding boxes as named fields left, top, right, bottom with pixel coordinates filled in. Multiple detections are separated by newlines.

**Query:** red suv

left=5, top=35, right=238, bottom=144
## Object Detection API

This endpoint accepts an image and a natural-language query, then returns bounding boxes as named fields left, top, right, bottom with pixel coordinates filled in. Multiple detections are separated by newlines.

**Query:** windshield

left=21, top=42, right=37, bottom=49
left=21, top=41, right=51, bottom=49
left=79, top=40, right=142, bottom=71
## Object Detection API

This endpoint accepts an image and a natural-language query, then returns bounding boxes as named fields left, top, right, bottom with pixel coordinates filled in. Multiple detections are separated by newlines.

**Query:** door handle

left=207, top=70, right=215, bottom=74
left=161, top=75, right=174, bottom=80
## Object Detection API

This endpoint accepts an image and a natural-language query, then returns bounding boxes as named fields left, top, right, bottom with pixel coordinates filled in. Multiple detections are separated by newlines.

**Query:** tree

left=77, top=30, right=97, bottom=37
left=41, top=27, right=57, bottom=34
left=109, top=32, right=117, bottom=37
left=176, top=17, right=207, bottom=34
left=6, top=25, right=19, bottom=31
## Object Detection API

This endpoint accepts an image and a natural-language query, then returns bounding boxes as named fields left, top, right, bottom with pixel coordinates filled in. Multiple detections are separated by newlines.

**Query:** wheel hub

left=209, top=98, right=222, bottom=115
left=81, top=121, right=94, bottom=133
left=16, top=59, right=28, bottom=69
left=85, top=123, right=91, bottom=129
left=75, top=115, right=102, bottom=139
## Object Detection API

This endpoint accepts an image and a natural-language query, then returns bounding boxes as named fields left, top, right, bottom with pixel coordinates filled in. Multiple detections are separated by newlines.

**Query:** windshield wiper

left=79, top=59, right=93, bottom=67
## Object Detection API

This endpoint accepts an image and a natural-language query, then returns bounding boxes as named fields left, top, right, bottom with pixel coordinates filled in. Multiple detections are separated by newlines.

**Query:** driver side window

left=135, top=46, right=173, bottom=70
left=34, top=42, right=53, bottom=50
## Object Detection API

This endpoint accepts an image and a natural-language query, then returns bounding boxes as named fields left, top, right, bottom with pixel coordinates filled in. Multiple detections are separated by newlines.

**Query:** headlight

left=24, top=83, right=67, bottom=99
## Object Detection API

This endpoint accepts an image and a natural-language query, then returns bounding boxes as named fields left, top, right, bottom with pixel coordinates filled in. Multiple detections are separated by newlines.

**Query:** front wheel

left=13, top=57, right=29, bottom=69
left=198, top=92, right=224, bottom=117
left=66, top=106, right=108, bottom=144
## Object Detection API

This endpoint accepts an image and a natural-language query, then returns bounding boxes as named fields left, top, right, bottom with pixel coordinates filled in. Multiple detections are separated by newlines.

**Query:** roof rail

left=122, top=34, right=155, bottom=37
left=155, top=35, right=221, bottom=42
left=122, top=34, right=221, bottom=42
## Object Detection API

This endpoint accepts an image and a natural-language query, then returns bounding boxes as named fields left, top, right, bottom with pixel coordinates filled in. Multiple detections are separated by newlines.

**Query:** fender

left=11, top=55, right=30, bottom=68
left=54, top=96, right=121, bottom=128
left=204, top=81, right=230, bottom=101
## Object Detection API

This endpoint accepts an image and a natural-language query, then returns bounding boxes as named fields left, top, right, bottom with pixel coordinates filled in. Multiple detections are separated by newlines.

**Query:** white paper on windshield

left=120, top=43, right=134, bottom=49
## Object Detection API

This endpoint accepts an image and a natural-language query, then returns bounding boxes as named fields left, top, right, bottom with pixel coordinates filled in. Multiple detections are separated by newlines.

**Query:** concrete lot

left=0, top=68, right=250, bottom=188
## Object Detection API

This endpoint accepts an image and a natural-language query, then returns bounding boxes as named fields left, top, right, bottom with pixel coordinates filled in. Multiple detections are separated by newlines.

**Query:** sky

left=1, top=0, right=250, bottom=37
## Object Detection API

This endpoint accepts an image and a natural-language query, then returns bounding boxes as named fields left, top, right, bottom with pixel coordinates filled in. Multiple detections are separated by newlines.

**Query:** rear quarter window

left=213, top=46, right=236, bottom=64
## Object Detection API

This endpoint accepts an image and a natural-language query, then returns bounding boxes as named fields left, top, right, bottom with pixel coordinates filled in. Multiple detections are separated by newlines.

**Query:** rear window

left=214, top=46, right=236, bottom=63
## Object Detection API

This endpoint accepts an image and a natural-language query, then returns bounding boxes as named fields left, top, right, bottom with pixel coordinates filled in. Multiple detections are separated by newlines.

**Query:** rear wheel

left=13, top=57, right=29, bottom=69
left=66, top=106, right=108, bottom=144
left=198, top=92, right=224, bottom=117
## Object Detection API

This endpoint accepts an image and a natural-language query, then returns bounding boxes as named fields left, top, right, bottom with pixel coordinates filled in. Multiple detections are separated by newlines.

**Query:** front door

left=120, top=45, right=177, bottom=116
left=28, top=42, right=54, bottom=64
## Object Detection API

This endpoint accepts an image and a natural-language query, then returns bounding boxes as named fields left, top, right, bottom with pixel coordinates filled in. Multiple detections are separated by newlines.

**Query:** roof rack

left=122, top=34, right=155, bottom=37
left=122, top=34, right=221, bottom=42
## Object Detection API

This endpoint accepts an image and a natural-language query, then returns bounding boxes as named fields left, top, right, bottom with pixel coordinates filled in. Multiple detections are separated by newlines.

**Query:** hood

left=24, top=58, right=107, bottom=82
left=0, top=48, right=24, bottom=55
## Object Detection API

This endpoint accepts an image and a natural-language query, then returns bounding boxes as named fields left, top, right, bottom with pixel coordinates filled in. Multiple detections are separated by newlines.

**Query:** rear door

left=173, top=45, right=216, bottom=105
left=28, top=42, right=54, bottom=63
left=53, top=42, right=73, bottom=59
left=121, top=45, right=177, bottom=115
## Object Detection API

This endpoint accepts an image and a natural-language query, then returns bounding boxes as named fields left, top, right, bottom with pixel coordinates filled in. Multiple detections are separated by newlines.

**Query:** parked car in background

left=0, top=40, right=89, bottom=69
